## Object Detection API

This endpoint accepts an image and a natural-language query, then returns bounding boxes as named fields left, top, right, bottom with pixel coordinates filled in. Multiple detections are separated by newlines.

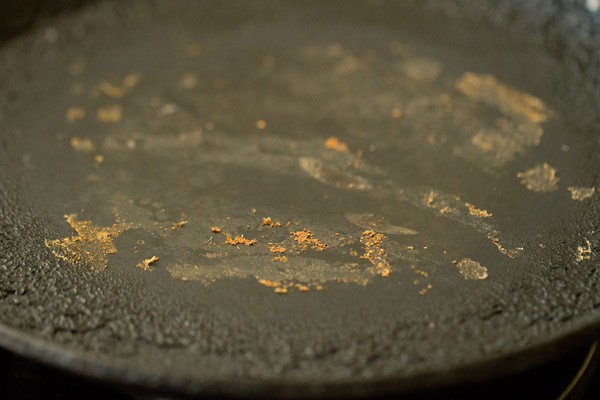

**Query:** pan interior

left=0, top=0, right=599, bottom=395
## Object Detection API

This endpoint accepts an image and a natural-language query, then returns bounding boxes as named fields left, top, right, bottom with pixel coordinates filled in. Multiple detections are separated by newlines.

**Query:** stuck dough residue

left=455, top=73, right=549, bottom=124
left=298, top=157, right=371, bottom=191
left=453, top=73, right=550, bottom=169
left=45, top=214, right=132, bottom=272
left=517, top=163, right=559, bottom=192
left=167, top=256, right=374, bottom=291
left=345, top=213, right=417, bottom=235
left=453, top=258, right=488, bottom=280
left=568, top=186, right=595, bottom=201
left=396, top=188, right=520, bottom=258
left=464, top=119, right=544, bottom=168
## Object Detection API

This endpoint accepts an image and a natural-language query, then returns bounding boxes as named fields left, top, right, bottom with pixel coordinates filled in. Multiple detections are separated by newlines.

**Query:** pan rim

left=0, top=313, right=598, bottom=398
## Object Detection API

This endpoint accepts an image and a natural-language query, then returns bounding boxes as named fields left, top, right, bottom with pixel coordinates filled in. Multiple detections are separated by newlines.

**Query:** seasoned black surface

left=1, top=343, right=598, bottom=399
left=0, top=1, right=599, bottom=398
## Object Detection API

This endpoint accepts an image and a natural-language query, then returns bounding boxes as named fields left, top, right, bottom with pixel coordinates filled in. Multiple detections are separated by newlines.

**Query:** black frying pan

left=0, top=0, right=599, bottom=398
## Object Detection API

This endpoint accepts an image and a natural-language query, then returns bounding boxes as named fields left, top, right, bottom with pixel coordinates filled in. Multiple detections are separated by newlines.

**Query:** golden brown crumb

left=315, top=285, right=325, bottom=291
left=297, top=285, right=310, bottom=292
left=225, top=235, right=257, bottom=246
left=411, top=266, right=429, bottom=277
left=66, top=106, right=86, bottom=122
left=256, top=120, right=267, bottom=129
left=271, top=256, right=289, bottom=263
left=269, top=244, right=286, bottom=254
left=96, top=105, right=123, bottom=123
left=69, top=137, right=95, bottom=153
left=465, top=203, right=492, bottom=218
left=274, top=287, right=288, bottom=294
left=407, top=245, right=414, bottom=250
left=361, top=230, right=385, bottom=247
left=137, top=255, right=159, bottom=271
left=324, top=136, right=350, bottom=153
left=391, top=107, right=403, bottom=119
left=568, top=186, right=595, bottom=201
left=258, top=279, right=280, bottom=288
left=291, top=230, right=327, bottom=251
left=98, top=83, right=127, bottom=98
left=424, top=191, right=438, bottom=206
left=94, top=154, right=104, bottom=163
left=360, top=230, right=391, bottom=277
left=261, top=217, right=281, bottom=227
left=419, top=284, right=433, bottom=295
left=171, top=220, right=187, bottom=231
left=97, top=74, right=141, bottom=98
left=211, top=226, right=222, bottom=233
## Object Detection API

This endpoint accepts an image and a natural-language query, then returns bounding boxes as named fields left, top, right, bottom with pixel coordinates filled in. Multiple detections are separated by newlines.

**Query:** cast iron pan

left=0, top=0, right=599, bottom=398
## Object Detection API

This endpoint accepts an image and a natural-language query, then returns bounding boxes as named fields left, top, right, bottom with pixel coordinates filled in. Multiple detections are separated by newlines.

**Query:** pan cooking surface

left=0, top=0, right=599, bottom=397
